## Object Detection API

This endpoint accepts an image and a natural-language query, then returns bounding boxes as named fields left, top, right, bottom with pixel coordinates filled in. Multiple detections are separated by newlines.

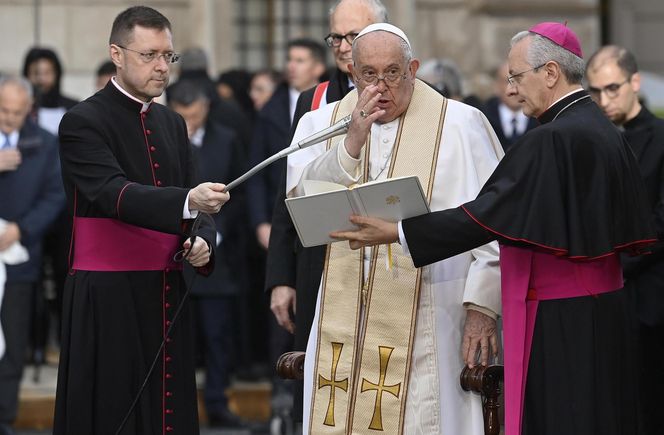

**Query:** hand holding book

left=285, top=175, right=429, bottom=247
left=329, top=215, right=399, bottom=249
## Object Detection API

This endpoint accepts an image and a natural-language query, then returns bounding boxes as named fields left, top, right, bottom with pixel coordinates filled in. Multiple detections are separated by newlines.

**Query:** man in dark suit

left=169, top=80, right=247, bottom=428
left=483, top=61, right=538, bottom=152
left=264, top=0, right=387, bottom=427
left=247, top=38, right=326, bottom=251
left=0, top=76, right=65, bottom=435
left=246, top=36, right=325, bottom=429
left=586, top=45, right=664, bottom=435
left=167, top=48, right=253, bottom=150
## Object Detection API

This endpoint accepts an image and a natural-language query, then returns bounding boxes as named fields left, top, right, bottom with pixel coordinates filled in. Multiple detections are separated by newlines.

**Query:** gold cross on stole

left=318, top=342, right=349, bottom=426
left=361, top=346, right=401, bottom=430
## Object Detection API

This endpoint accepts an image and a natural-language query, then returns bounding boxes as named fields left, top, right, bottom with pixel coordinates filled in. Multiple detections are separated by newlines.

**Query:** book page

left=286, top=190, right=357, bottom=247
left=354, top=176, right=429, bottom=222
left=302, top=179, right=347, bottom=196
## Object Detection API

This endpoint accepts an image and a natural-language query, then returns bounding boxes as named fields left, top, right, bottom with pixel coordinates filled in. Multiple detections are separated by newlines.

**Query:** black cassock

left=54, top=81, right=215, bottom=435
left=621, top=106, right=664, bottom=435
left=404, top=90, right=655, bottom=435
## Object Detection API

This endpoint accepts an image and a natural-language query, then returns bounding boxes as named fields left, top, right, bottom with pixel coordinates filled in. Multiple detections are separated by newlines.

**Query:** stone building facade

left=0, top=0, right=660, bottom=101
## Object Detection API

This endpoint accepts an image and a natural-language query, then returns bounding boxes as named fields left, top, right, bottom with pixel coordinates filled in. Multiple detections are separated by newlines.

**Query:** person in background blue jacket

left=0, top=75, right=65, bottom=435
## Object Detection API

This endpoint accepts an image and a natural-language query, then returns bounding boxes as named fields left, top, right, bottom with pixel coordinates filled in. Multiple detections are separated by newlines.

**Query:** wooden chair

left=460, top=364, right=504, bottom=435
left=276, top=352, right=504, bottom=435
left=276, top=351, right=306, bottom=380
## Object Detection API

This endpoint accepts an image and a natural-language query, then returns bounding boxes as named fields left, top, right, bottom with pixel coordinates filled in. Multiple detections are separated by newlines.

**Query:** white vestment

left=288, top=96, right=504, bottom=435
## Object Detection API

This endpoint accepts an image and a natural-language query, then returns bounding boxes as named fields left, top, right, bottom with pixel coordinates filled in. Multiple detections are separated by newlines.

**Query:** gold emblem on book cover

left=385, top=195, right=400, bottom=205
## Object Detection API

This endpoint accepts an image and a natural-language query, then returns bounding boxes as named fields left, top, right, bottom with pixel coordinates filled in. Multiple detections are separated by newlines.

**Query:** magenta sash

left=73, top=217, right=182, bottom=271
left=500, top=245, right=623, bottom=435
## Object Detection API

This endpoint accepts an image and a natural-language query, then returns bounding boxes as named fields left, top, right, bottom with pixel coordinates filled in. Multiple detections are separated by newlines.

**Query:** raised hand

left=344, top=85, right=386, bottom=158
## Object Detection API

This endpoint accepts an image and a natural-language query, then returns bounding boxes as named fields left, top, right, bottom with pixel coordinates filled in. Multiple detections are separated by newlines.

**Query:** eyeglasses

left=587, top=80, right=630, bottom=99
left=506, top=63, right=547, bottom=86
left=324, top=32, right=359, bottom=48
left=357, top=67, right=408, bottom=87
left=116, top=45, right=180, bottom=64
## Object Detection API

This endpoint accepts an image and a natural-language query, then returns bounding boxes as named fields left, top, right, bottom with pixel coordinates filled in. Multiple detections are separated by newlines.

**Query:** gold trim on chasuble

left=309, top=80, right=447, bottom=434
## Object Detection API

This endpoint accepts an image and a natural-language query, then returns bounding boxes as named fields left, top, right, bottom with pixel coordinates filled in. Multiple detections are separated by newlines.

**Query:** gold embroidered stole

left=310, top=80, right=447, bottom=434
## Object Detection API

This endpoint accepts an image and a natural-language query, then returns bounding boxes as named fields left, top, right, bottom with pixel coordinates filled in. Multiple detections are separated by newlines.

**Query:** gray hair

left=511, top=31, right=585, bottom=84
left=417, top=58, right=462, bottom=97
left=0, top=75, right=34, bottom=99
left=179, top=48, right=208, bottom=72
left=352, top=31, right=412, bottom=65
left=329, top=0, right=388, bottom=23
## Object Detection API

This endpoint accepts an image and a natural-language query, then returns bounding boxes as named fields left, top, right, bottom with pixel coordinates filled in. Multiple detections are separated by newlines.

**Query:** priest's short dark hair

left=109, top=6, right=172, bottom=46
left=288, top=38, right=327, bottom=65
left=167, top=79, right=209, bottom=107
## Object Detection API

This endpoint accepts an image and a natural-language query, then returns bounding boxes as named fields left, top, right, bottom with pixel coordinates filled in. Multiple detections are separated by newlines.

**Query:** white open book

left=285, top=175, right=430, bottom=247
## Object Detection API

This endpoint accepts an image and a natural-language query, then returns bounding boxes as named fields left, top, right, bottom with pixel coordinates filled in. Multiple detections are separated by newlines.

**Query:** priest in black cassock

left=53, top=7, right=230, bottom=435
left=587, top=45, right=664, bottom=435
left=331, top=23, right=656, bottom=435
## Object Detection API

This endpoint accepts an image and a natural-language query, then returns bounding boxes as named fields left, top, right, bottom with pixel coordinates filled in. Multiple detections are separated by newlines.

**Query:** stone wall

left=1, top=0, right=661, bottom=101
left=0, top=0, right=233, bottom=100
left=382, top=0, right=600, bottom=98
left=610, top=0, right=664, bottom=74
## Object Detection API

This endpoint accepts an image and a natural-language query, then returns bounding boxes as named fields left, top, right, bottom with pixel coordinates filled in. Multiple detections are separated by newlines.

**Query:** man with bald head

left=289, top=23, right=503, bottom=434
left=587, top=46, right=664, bottom=435
left=0, top=76, right=64, bottom=435
left=333, top=23, right=655, bottom=435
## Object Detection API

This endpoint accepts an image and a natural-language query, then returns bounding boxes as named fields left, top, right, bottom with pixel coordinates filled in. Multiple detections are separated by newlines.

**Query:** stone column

left=187, top=0, right=236, bottom=76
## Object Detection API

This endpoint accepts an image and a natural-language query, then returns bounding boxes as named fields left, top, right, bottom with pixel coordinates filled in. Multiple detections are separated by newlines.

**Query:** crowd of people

left=0, top=1, right=662, bottom=435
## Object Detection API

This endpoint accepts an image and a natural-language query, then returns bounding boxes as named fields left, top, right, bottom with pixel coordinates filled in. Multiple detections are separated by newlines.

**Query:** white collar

left=288, top=87, right=301, bottom=124
left=111, top=77, right=152, bottom=113
left=545, top=88, right=584, bottom=113
left=190, top=127, right=205, bottom=147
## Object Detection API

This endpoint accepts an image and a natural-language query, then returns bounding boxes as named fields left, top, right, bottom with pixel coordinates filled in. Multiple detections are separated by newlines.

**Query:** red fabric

left=310, top=81, right=330, bottom=110
left=72, top=217, right=182, bottom=271
left=461, top=205, right=656, bottom=260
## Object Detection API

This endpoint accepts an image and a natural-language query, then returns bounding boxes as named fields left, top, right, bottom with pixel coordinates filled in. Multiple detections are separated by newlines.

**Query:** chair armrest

left=276, top=351, right=306, bottom=380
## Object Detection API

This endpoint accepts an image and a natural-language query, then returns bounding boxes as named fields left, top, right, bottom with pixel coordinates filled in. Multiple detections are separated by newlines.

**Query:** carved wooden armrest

left=460, top=364, right=504, bottom=435
left=276, top=351, right=306, bottom=380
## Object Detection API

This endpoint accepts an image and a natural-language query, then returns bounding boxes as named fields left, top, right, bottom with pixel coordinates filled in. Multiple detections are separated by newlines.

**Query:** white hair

left=329, top=0, right=388, bottom=23
left=0, top=75, right=33, bottom=99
